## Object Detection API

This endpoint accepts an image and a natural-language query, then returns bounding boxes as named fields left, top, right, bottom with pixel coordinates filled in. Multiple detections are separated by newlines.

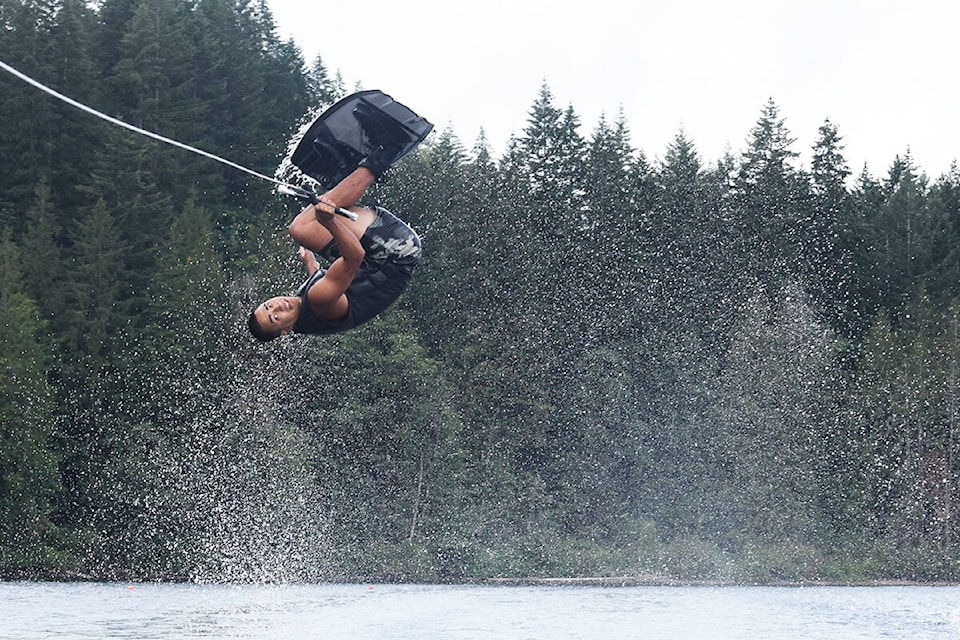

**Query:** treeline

left=2, top=0, right=960, bottom=583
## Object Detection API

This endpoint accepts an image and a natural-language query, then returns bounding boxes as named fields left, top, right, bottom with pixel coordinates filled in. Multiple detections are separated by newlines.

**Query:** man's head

left=248, top=295, right=301, bottom=342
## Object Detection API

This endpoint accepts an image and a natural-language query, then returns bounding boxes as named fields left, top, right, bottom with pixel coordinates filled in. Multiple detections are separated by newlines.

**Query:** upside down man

left=248, top=160, right=421, bottom=342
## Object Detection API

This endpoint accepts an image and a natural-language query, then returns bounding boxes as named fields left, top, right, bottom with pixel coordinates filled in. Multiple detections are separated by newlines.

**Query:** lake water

left=0, top=582, right=957, bottom=639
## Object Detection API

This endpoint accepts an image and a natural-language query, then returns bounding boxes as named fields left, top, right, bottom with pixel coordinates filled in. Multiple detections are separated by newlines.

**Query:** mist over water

left=188, top=339, right=322, bottom=582
left=84, top=291, right=337, bottom=582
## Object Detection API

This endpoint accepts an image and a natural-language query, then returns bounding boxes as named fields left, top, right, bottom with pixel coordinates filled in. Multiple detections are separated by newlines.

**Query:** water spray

left=0, top=58, right=357, bottom=221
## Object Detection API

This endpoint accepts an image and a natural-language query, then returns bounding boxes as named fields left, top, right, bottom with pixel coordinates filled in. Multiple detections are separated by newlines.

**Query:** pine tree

left=0, top=229, right=62, bottom=572
left=522, top=83, right=565, bottom=197
left=584, top=111, right=635, bottom=223
left=379, top=128, right=471, bottom=356
left=51, top=197, right=149, bottom=575
left=653, top=129, right=736, bottom=358
left=844, top=166, right=888, bottom=329
left=45, top=0, right=102, bottom=211
left=925, top=164, right=960, bottom=303
left=306, top=55, right=346, bottom=107
left=739, top=99, right=800, bottom=190
left=521, top=84, right=587, bottom=217
left=60, top=198, right=127, bottom=366
left=516, top=84, right=588, bottom=341
left=78, top=126, right=171, bottom=323
left=193, top=0, right=269, bottom=210
left=808, top=119, right=857, bottom=336
left=19, top=180, right=67, bottom=324
left=734, top=98, right=808, bottom=296
left=848, top=299, right=959, bottom=562
left=811, top=119, right=850, bottom=197
left=0, top=0, right=60, bottom=231
left=580, top=111, right=651, bottom=354
left=95, top=0, right=142, bottom=101
left=246, top=0, right=312, bottom=157
left=147, top=197, right=227, bottom=354
left=109, top=0, right=208, bottom=201
left=876, top=154, right=930, bottom=313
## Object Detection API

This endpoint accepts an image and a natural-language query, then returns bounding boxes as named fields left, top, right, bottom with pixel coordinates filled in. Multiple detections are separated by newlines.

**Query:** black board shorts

left=319, top=206, right=421, bottom=275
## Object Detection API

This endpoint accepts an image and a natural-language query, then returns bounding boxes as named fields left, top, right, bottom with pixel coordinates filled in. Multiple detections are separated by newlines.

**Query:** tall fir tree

left=19, top=180, right=68, bottom=325
left=306, top=55, right=346, bottom=107
left=876, top=154, right=930, bottom=314
left=0, top=229, right=63, bottom=573
left=808, top=119, right=857, bottom=337
left=734, top=99, right=807, bottom=296
left=0, top=0, right=61, bottom=231
left=43, top=0, right=102, bottom=212
left=924, top=164, right=960, bottom=303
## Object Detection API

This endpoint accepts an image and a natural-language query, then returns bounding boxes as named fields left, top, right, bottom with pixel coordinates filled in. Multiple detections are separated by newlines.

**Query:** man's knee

left=288, top=212, right=311, bottom=244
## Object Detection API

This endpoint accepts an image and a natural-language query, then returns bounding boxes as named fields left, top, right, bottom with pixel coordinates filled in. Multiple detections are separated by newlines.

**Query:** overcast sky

left=268, top=0, right=958, bottom=180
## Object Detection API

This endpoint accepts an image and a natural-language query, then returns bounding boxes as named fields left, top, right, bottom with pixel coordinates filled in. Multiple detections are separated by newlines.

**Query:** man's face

left=254, top=296, right=301, bottom=336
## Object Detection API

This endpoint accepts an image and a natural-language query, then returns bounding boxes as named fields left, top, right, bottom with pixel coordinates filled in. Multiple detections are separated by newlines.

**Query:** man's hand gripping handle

left=277, top=184, right=358, bottom=221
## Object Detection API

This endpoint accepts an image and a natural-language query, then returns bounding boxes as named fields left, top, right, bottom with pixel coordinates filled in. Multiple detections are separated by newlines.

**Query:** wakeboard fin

left=291, top=90, right=433, bottom=188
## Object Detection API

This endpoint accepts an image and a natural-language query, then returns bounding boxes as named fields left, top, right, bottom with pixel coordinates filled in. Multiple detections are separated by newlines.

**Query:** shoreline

left=2, top=571, right=958, bottom=588
left=477, top=576, right=960, bottom=587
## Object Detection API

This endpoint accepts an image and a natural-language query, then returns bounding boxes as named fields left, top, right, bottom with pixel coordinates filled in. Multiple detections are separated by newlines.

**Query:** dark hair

left=247, top=310, right=280, bottom=342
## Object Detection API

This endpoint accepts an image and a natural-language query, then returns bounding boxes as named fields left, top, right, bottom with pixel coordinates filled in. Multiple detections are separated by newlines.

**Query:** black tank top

left=292, top=264, right=404, bottom=335
left=291, top=207, right=419, bottom=336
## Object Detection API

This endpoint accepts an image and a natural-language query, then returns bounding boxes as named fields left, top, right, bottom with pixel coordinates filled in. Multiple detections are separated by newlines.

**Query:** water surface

left=1, top=582, right=957, bottom=639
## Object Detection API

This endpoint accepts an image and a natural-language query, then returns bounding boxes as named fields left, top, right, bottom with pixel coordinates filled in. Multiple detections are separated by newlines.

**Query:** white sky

left=268, top=0, right=958, bottom=180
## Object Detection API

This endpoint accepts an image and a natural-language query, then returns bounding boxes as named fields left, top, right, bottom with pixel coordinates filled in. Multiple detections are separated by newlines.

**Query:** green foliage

left=2, top=0, right=960, bottom=584
left=0, top=229, right=65, bottom=572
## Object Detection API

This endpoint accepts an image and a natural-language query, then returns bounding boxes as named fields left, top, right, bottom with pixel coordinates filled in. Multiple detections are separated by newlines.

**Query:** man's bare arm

left=305, top=199, right=365, bottom=320
left=299, top=246, right=320, bottom=276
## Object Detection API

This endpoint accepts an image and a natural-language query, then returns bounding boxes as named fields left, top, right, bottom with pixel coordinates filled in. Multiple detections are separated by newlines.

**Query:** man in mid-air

left=247, top=158, right=421, bottom=342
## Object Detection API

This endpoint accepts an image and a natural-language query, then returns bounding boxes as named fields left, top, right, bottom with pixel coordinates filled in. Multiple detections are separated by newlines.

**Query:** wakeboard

left=291, top=90, right=433, bottom=189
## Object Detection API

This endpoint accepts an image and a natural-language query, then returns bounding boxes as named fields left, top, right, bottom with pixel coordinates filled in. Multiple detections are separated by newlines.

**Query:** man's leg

left=288, top=167, right=378, bottom=253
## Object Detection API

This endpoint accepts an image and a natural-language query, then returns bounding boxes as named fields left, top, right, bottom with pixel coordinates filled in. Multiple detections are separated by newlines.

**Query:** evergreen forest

left=2, top=0, right=960, bottom=583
